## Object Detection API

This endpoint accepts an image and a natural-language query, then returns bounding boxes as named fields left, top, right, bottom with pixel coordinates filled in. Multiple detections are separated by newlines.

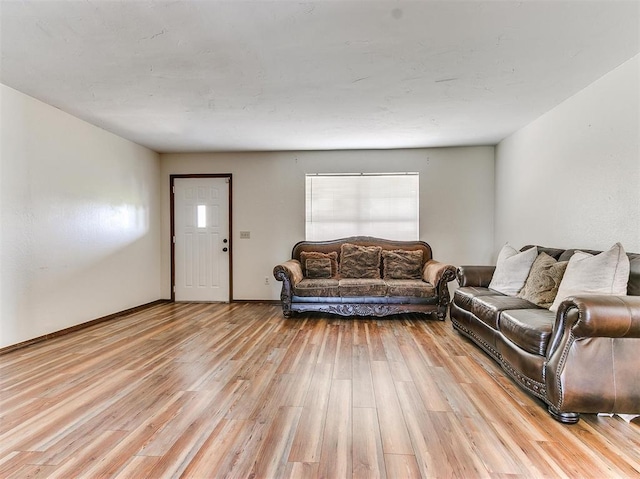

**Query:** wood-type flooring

left=1, top=301, right=639, bottom=478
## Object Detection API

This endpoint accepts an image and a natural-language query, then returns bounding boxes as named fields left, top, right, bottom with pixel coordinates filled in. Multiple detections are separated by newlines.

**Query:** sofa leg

left=548, top=406, right=580, bottom=424
left=436, top=310, right=446, bottom=321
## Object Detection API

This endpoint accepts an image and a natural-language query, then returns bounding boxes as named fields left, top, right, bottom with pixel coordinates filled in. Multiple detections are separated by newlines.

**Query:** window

left=305, top=173, right=419, bottom=241
left=197, top=205, right=207, bottom=228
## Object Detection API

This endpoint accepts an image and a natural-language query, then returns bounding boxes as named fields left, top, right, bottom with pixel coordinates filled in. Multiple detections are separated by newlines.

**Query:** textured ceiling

left=1, top=0, right=639, bottom=153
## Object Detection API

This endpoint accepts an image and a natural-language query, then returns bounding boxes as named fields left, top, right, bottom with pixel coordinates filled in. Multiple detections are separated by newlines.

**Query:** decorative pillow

left=488, top=244, right=538, bottom=296
left=339, top=243, right=382, bottom=279
left=549, top=242, right=630, bottom=312
left=382, top=249, right=423, bottom=280
left=305, top=257, right=332, bottom=279
left=300, top=251, right=338, bottom=278
left=517, top=252, right=568, bottom=308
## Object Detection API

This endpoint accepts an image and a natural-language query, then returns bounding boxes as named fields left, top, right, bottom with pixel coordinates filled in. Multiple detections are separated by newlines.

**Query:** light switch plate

left=239, top=231, right=251, bottom=239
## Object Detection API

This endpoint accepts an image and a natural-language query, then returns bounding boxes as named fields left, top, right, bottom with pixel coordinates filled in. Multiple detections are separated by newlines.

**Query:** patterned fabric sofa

left=451, top=243, right=640, bottom=423
left=273, top=236, right=456, bottom=319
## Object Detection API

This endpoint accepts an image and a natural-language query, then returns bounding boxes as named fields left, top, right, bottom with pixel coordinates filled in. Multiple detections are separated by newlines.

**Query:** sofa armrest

left=545, top=295, right=640, bottom=415
left=273, top=260, right=304, bottom=287
left=423, top=260, right=457, bottom=316
left=548, top=295, right=640, bottom=356
left=422, top=259, right=456, bottom=286
left=273, top=260, right=304, bottom=317
left=456, top=265, right=495, bottom=288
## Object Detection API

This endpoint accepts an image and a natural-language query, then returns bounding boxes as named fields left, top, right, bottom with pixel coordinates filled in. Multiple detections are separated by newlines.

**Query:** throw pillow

left=517, top=252, right=568, bottom=308
left=339, top=243, right=382, bottom=279
left=488, top=244, right=538, bottom=296
left=549, top=242, right=630, bottom=312
left=382, top=249, right=423, bottom=280
left=300, top=251, right=338, bottom=278
left=305, top=257, right=332, bottom=279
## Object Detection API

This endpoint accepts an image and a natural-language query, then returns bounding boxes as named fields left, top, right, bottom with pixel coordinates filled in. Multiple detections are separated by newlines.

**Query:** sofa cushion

left=293, top=278, right=340, bottom=297
left=300, top=251, right=339, bottom=278
left=550, top=242, right=630, bottom=312
left=454, top=287, right=500, bottom=311
left=304, top=257, right=332, bottom=279
left=382, top=249, right=423, bottom=280
left=499, top=309, right=556, bottom=356
left=517, top=252, right=568, bottom=308
left=339, top=278, right=387, bottom=297
left=472, top=295, right=537, bottom=330
left=339, top=244, right=382, bottom=279
left=489, top=244, right=538, bottom=296
left=385, top=279, right=435, bottom=298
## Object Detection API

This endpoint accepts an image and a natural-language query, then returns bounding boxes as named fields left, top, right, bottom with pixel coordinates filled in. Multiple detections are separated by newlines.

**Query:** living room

left=1, top=1, right=639, bottom=477
left=2, top=0, right=638, bottom=349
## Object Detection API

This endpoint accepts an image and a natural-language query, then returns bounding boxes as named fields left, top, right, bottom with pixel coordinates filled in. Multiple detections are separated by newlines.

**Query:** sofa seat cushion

left=454, top=287, right=500, bottom=311
left=291, top=296, right=435, bottom=304
left=472, top=295, right=537, bottom=330
left=294, top=279, right=340, bottom=297
left=339, top=278, right=387, bottom=297
left=385, top=280, right=435, bottom=298
left=499, top=309, right=556, bottom=356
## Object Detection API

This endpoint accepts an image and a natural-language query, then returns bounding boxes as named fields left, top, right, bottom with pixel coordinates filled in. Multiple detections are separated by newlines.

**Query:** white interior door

left=174, top=177, right=230, bottom=302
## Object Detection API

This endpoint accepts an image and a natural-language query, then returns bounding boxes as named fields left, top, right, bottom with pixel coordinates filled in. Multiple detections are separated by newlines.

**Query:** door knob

left=223, top=239, right=228, bottom=243
left=222, top=247, right=228, bottom=252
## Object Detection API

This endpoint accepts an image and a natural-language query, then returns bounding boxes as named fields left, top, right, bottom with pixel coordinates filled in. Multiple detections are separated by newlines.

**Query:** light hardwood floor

left=1, top=302, right=639, bottom=478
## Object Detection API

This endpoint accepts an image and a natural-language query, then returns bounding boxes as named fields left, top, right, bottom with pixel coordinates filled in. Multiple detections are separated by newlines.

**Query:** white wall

left=495, top=55, right=640, bottom=254
left=161, top=147, right=495, bottom=300
left=0, top=84, right=161, bottom=348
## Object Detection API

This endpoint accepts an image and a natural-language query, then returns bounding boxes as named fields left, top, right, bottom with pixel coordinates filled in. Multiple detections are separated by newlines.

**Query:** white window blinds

left=305, top=173, right=419, bottom=241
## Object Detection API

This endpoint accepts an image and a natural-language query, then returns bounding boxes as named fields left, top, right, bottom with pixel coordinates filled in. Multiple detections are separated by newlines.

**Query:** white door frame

left=170, top=174, right=232, bottom=302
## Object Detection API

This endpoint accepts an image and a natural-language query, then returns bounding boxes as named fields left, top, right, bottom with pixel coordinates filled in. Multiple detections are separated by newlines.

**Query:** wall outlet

left=264, top=276, right=270, bottom=285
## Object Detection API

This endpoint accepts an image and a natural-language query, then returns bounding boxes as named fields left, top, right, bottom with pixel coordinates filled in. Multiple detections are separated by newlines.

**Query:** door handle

left=222, top=247, right=228, bottom=252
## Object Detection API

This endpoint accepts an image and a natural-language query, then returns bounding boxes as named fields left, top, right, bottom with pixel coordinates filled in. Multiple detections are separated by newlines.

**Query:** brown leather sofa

left=451, top=245, right=640, bottom=423
left=273, top=236, right=456, bottom=319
